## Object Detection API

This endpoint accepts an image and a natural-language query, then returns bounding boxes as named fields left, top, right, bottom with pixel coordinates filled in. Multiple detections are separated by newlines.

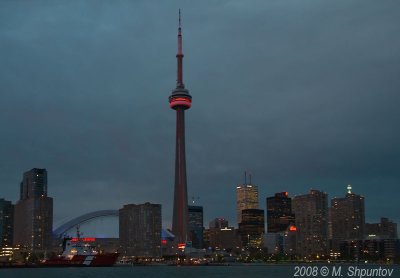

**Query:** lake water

left=1, top=265, right=399, bottom=278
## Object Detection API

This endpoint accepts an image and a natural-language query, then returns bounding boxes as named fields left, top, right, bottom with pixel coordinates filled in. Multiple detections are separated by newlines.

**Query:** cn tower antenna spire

left=179, top=8, right=181, bottom=28
left=177, top=9, right=184, bottom=88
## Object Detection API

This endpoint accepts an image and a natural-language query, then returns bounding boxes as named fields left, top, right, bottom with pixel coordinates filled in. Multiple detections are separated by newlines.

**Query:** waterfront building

left=266, top=192, right=295, bottom=233
left=238, top=209, right=265, bottom=248
left=0, top=198, right=14, bottom=248
left=331, top=185, right=365, bottom=251
left=292, top=189, right=328, bottom=259
left=188, top=205, right=204, bottom=249
left=119, top=202, right=162, bottom=257
left=366, top=218, right=398, bottom=239
left=13, top=168, right=53, bottom=251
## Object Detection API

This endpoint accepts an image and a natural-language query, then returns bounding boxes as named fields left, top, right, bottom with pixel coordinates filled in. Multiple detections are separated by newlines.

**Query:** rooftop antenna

left=249, top=173, right=252, bottom=185
left=176, top=8, right=184, bottom=87
left=191, top=196, right=200, bottom=204
left=347, top=184, right=352, bottom=194
left=244, top=171, right=247, bottom=184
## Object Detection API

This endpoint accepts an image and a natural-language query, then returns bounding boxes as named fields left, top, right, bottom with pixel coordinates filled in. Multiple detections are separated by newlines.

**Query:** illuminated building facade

left=238, top=209, right=265, bottom=248
left=170, top=10, right=192, bottom=246
left=331, top=185, right=365, bottom=251
left=188, top=205, right=204, bottom=249
left=266, top=192, right=295, bottom=233
left=292, top=189, right=328, bottom=259
left=13, top=168, right=53, bottom=251
left=236, top=183, right=259, bottom=225
left=0, top=198, right=14, bottom=248
left=119, top=202, right=162, bottom=257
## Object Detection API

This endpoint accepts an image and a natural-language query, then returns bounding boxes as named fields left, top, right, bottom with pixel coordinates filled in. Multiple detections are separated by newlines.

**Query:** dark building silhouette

left=188, top=205, right=204, bottom=249
left=292, top=190, right=328, bottom=259
left=340, top=238, right=400, bottom=262
left=119, top=203, right=162, bottom=257
left=206, top=226, right=241, bottom=251
left=13, top=168, right=53, bottom=251
left=238, top=209, right=265, bottom=248
left=366, top=218, right=398, bottom=239
left=0, top=198, right=14, bottom=248
left=170, top=10, right=192, bottom=246
left=331, top=185, right=365, bottom=251
left=209, top=218, right=229, bottom=229
left=266, top=192, right=295, bottom=233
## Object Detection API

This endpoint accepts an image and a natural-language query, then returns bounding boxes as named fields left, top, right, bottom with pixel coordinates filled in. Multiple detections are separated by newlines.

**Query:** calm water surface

left=1, top=265, right=399, bottom=278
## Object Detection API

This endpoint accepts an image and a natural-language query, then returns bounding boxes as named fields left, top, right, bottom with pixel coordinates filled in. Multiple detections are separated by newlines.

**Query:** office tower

left=207, top=226, right=241, bottom=251
left=209, top=218, right=229, bottom=229
left=238, top=209, right=265, bottom=248
left=292, top=189, right=328, bottom=259
left=0, top=198, right=14, bottom=248
left=266, top=192, right=295, bottom=233
left=366, top=218, right=398, bottom=239
left=119, top=202, right=162, bottom=257
left=331, top=185, right=365, bottom=251
left=188, top=205, right=204, bottom=249
left=169, top=10, right=192, bottom=246
left=236, top=173, right=259, bottom=225
left=14, top=168, right=53, bottom=251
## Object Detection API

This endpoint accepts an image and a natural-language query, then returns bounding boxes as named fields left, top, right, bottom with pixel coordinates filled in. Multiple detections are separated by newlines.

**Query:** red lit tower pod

left=169, top=10, right=192, bottom=247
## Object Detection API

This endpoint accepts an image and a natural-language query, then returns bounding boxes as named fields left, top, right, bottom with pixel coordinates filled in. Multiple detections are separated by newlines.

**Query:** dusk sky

left=0, top=1, right=399, bottom=232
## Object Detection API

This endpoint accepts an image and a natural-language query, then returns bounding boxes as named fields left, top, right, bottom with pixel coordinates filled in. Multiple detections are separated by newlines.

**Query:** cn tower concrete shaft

left=172, top=107, right=189, bottom=244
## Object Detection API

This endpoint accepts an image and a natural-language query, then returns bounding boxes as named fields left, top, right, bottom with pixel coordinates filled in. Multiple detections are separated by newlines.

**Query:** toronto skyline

left=0, top=0, right=399, bottom=232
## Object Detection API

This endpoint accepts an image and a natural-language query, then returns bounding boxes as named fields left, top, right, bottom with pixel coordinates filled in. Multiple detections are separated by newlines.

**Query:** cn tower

left=169, top=10, right=192, bottom=246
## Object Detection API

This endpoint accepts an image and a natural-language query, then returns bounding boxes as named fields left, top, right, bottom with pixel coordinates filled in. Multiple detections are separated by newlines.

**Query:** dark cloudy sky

left=1, top=1, right=399, bottom=232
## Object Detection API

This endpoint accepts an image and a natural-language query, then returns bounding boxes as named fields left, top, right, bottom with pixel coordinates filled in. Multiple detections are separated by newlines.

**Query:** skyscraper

left=188, top=205, right=204, bottom=249
left=0, top=198, right=14, bottom=248
left=238, top=209, right=265, bottom=248
left=266, top=192, right=295, bottom=233
left=292, top=189, right=328, bottom=259
left=331, top=185, right=365, bottom=251
left=236, top=173, right=259, bottom=225
left=169, top=10, right=192, bottom=246
left=119, top=202, right=162, bottom=257
left=14, top=168, right=53, bottom=251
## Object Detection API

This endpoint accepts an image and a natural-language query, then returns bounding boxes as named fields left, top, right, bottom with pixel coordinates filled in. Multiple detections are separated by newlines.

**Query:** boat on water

left=41, top=228, right=119, bottom=267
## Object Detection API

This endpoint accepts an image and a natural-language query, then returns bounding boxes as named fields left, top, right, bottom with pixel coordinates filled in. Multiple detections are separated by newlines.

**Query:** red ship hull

left=42, top=253, right=119, bottom=267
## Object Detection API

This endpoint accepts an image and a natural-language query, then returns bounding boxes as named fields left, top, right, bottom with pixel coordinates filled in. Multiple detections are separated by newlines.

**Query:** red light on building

left=284, top=192, right=289, bottom=197
left=289, top=226, right=297, bottom=231
left=70, top=237, right=96, bottom=242
left=161, top=239, right=167, bottom=245
left=178, top=243, right=186, bottom=249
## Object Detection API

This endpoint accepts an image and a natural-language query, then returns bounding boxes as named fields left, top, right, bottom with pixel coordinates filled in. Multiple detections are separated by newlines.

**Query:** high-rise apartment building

left=14, top=168, right=53, bottom=251
left=188, top=205, right=204, bottom=249
left=292, top=189, right=328, bottom=259
left=331, top=185, right=365, bottom=251
left=266, top=192, right=295, bottom=233
left=236, top=179, right=259, bottom=225
left=0, top=198, right=14, bottom=248
left=119, top=202, right=162, bottom=257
